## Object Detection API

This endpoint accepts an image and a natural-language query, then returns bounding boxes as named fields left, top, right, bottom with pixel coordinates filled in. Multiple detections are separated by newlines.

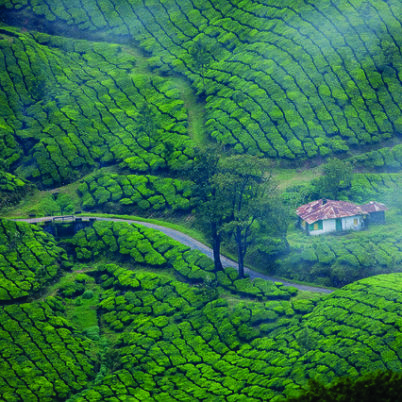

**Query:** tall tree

left=313, top=157, right=353, bottom=200
left=136, top=104, right=159, bottom=149
left=188, top=145, right=225, bottom=271
left=213, top=155, right=286, bottom=277
left=189, top=38, right=214, bottom=95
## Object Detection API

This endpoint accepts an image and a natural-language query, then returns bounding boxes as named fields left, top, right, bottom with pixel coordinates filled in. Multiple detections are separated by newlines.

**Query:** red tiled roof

left=360, top=201, right=388, bottom=213
left=296, top=199, right=367, bottom=224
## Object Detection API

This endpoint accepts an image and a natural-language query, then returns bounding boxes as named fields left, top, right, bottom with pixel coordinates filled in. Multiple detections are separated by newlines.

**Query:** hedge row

left=59, top=269, right=402, bottom=401
left=350, top=144, right=402, bottom=171
left=77, top=172, right=195, bottom=213
left=0, top=170, right=30, bottom=208
left=0, top=220, right=66, bottom=300
left=0, top=221, right=400, bottom=401
left=66, top=262, right=313, bottom=401
left=70, top=220, right=297, bottom=301
left=0, top=27, right=192, bottom=187
left=283, top=171, right=402, bottom=209
left=280, top=274, right=402, bottom=390
left=275, top=222, right=402, bottom=287
left=3, top=0, right=401, bottom=159
left=0, top=298, right=95, bottom=401
left=349, top=172, right=402, bottom=204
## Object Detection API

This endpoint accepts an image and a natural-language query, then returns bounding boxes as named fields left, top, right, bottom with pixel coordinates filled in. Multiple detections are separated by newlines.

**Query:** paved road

left=12, top=216, right=333, bottom=294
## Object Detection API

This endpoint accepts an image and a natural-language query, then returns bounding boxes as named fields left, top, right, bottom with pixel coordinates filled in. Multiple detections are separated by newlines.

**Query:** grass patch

left=271, top=166, right=321, bottom=190
left=175, top=78, right=208, bottom=146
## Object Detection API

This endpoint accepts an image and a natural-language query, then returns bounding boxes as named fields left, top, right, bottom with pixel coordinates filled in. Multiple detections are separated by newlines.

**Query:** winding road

left=12, top=216, right=333, bottom=294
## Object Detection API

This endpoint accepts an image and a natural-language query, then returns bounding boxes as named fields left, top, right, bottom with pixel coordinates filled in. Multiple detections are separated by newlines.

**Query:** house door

left=336, top=218, right=342, bottom=231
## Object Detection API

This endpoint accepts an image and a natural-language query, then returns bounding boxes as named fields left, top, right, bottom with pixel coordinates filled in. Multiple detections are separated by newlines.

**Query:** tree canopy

left=313, top=158, right=353, bottom=200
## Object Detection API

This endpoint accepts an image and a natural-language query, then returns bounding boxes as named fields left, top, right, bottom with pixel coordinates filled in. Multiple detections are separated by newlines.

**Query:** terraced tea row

left=350, top=143, right=402, bottom=171
left=0, top=299, right=95, bottom=401
left=275, top=222, right=402, bottom=286
left=68, top=264, right=312, bottom=401
left=0, top=218, right=400, bottom=401
left=0, top=220, right=65, bottom=300
left=71, top=220, right=297, bottom=300
left=78, top=172, right=195, bottom=213
left=2, top=0, right=401, bottom=159
left=47, top=266, right=402, bottom=401
left=0, top=27, right=192, bottom=187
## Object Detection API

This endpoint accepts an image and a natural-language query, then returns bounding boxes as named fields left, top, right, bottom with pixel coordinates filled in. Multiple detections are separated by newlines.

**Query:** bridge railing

left=52, top=215, right=75, bottom=223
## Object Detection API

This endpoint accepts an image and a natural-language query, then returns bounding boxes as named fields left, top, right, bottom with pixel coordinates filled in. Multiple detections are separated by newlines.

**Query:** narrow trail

left=12, top=216, right=333, bottom=294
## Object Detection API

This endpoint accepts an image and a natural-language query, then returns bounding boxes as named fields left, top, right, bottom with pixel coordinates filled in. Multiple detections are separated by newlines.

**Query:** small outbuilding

left=360, top=201, right=387, bottom=224
left=296, top=199, right=387, bottom=235
left=296, top=199, right=367, bottom=235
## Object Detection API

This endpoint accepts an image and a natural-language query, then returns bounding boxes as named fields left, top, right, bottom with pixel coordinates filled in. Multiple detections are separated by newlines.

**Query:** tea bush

left=78, top=172, right=195, bottom=213
left=0, top=298, right=95, bottom=401
left=0, top=219, right=66, bottom=300
left=70, top=220, right=297, bottom=300
left=0, top=27, right=192, bottom=187
left=0, top=170, right=30, bottom=209
left=275, top=223, right=402, bottom=287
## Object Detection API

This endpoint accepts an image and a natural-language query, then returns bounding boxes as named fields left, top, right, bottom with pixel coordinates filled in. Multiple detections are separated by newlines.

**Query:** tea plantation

left=0, top=0, right=402, bottom=400
left=0, top=220, right=66, bottom=300
left=78, top=172, right=195, bottom=213
left=0, top=220, right=400, bottom=401
left=1, top=0, right=402, bottom=160
left=0, top=26, right=192, bottom=188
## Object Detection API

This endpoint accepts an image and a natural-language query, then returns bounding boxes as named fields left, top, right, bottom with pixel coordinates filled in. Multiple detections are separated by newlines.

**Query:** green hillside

left=1, top=0, right=402, bottom=161
left=0, top=0, right=401, bottom=400
left=0, top=220, right=401, bottom=401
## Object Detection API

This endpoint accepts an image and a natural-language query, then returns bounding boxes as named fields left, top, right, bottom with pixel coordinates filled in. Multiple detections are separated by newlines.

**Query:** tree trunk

left=211, top=223, right=223, bottom=271
left=236, top=227, right=245, bottom=278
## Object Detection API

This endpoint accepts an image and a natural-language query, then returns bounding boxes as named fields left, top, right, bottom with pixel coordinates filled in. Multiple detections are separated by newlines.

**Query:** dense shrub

left=0, top=28, right=192, bottom=187
left=71, top=220, right=295, bottom=301
left=275, top=222, right=402, bottom=287
left=0, top=170, right=31, bottom=209
left=0, top=219, right=66, bottom=300
left=0, top=299, right=96, bottom=401
left=78, top=172, right=195, bottom=213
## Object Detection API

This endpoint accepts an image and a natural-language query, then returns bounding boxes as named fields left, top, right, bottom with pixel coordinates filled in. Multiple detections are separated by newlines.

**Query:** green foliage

left=0, top=219, right=65, bottom=300
left=78, top=172, right=195, bottom=213
left=0, top=1, right=402, bottom=399
left=70, top=221, right=293, bottom=301
left=312, top=158, right=353, bottom=200
left=64, top=271, right=402, bottom=401
left=350, top=145, right=402, bottom=171
left=0, top=170, right=31, bottom=209
left=0, top=299, right=95, bottom=401
left=284, top=171, right=402, bottom=209
left=0, top=220, right=401, bottom=402
left=214, top=154, right=289, bottom=276
left=0, top=28, right=192, bottom=188
left=286, top=370, right=402, bottom=402
left=276, top=222, right=402, bottom=287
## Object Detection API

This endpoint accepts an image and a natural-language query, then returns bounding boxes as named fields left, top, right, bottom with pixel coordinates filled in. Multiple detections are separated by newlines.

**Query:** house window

left=310, top=221, right=323, bottom=231
left=354, top=218, right=358, bottom=225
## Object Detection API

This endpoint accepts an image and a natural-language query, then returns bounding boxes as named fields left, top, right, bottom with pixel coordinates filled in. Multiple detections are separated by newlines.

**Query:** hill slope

left=0, top=221, right=401, bottom=401
left=1, top=0, right=402, bottom=162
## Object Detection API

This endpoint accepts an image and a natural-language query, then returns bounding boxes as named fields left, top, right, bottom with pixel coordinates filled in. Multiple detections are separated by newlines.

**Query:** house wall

left=342, top=215, right=364, bottom=231
left=307, top=215, right=364, bottom=236
left=308, top=219, right=336, bottom=236
left=367, top=211, right=385, bottom=224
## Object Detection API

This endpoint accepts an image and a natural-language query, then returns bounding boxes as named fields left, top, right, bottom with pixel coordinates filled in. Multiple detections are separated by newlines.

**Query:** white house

left=296, top=199, right=367, bottom=235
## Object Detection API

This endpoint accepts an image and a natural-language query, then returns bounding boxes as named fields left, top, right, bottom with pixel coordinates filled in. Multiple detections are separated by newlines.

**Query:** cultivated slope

left=0, top=220, right=400, bottom=401
left=1, top=0, right=402, bottom=160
